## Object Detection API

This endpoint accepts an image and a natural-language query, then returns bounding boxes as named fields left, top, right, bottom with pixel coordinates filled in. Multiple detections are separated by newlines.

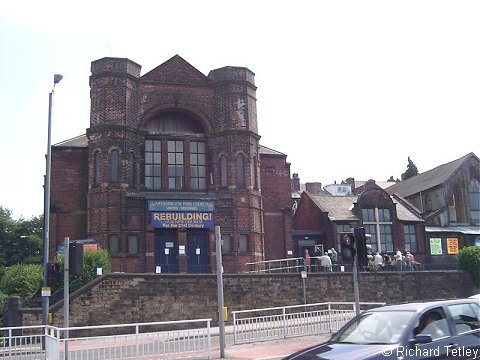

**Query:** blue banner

left=148, top=200, right=215, bottom=212
left=151, top=212, right=214, bottom=229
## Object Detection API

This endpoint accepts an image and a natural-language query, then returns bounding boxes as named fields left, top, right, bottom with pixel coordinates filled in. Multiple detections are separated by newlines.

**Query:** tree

left=401, top=156, right=419, bottom=181
left=457, top=246, right=480, bottom=287
left=0, top=207, right=43, bottom=267
left=0, top=264, right=43, bottom=300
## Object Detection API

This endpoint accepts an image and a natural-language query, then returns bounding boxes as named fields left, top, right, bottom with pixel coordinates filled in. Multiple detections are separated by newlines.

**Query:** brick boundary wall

left=6, top=271, right=476, bottom=327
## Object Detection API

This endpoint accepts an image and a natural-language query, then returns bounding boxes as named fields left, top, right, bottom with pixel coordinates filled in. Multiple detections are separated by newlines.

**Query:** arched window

left=468, top=178, right=480, bottom=222
left=236, top=153, right=245, bottom=187
left=110, top=149, right=119, bottom=183
left=94, top=151, right=101, bottom=185
left=253, top=156, right=259, bottom=189
left=220, top=155, right=227, bottom=188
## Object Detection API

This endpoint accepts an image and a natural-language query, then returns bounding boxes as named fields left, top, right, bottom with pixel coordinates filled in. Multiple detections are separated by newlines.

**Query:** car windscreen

left=331, top=311, right=414, bottom=345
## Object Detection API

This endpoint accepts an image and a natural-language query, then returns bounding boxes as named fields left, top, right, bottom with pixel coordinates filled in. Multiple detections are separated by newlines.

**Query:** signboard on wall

left=446, top=238, right=459, bottom=254
left=151, top=212, right=214, bottom=229
left=430, top=238, right=443, bottom=255
left=148, top=200, right=215, bottom=229
left=148, top=200, right=214, bottom=212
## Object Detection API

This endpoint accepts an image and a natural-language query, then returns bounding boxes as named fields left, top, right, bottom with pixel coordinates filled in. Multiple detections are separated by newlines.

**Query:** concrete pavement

left=211, top=333, right=331, bottom=360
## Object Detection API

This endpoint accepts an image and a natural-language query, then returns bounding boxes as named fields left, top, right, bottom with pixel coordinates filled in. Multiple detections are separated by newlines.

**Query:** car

left=469, top=293, right=480, bottom=300
left=283, top=298, right=480, bottom=359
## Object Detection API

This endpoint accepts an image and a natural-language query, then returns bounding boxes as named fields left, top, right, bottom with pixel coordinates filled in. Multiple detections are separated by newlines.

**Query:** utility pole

left=215, top=226, right=225, bottom=358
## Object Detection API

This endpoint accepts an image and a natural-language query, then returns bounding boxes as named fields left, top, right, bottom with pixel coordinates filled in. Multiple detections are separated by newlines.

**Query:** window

left=379, top=224, right=393, bottom=253
left=129, top=152, right=136, bottom=188
left=190, top=141, right=206, bottom=190
left=239, top=234, right=249, bottom=253
left=364, top=224, right=377, bottom=252
left=220, top=155, right=227, bottom=188
left=168, top=140, right=184, bottom=190
left=109, top=235, right=120, bottom=254
left=127, top=235, right=138, bottom=255
left=447, top=302, right=480, bottom=334
left=236, top=154, right=245, bottom=187
left=253, top=157, right=259, bottom=189
left=363, top=207, right=393, bottom=253
left=110, top=149, right=119, bottom=183
left=468, top=179, right=480, bottom=222
left=94, top=151, right=101, bottom=185
left=222, top=234, right=232, bottom=253
left=378, top=208, right=391, bottom=222
left=145, top=139, right=162, bottom=190
left=404, top=225, right=417, bottom=252
left=362, top=209, right=375, bottom=222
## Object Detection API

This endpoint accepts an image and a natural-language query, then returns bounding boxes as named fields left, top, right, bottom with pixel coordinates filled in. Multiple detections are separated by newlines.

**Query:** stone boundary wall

left=6, top=271, right=476, bottom=327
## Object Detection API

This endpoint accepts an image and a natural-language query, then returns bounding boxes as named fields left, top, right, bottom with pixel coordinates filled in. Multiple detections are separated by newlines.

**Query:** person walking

left=320, top=252, right=332, bottom=272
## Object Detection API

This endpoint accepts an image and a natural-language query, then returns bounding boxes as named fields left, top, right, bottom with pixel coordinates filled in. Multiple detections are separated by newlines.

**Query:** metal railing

left=232, top=302, right=386, bottom=344
left=0, top=324, right=45, bottom=358
left=244, top=257, right=305, bottom=273
left=1, top=319, right=212, bottom=360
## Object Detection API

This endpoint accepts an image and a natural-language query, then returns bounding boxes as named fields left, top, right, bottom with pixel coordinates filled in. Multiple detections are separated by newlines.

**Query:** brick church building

left=49, top=55, right=294, bottom=273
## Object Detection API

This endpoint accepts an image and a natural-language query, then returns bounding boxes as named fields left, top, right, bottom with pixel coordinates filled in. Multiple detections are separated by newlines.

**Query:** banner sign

left=148, top=200, right=214, bottom=212
left=429, top=238, right=443, bottom=255
left=446, top=238, right=459, bottom=254
left=151, top=212, right=214, bottom=229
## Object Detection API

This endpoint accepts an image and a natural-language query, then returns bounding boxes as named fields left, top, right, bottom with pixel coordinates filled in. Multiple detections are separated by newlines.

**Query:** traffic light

left=340, top=233, right=356, bottom=261
left=69, top=242, right=84, bottom=275
left=354, top=227, right=368, bottom=269
left=48, top=261, right=60, bottom=273
left=47, top=261, right=60, bottom=287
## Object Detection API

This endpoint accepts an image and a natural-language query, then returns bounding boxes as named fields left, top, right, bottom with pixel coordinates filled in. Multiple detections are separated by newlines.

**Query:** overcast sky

left=1, top=0, right=479, bottom=219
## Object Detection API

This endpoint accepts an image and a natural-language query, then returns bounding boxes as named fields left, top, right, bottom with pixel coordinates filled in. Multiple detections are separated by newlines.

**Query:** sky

left=1, top=0, right=479, bottom=220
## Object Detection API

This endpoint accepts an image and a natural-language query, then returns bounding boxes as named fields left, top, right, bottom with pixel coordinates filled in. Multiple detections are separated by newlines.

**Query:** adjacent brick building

left=49, top=55, right=293, bottom=273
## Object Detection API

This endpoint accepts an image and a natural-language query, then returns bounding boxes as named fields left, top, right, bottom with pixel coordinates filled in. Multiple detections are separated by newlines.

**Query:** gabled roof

left=54, top=134, right=88, bottom=148
left=141, top=55, right=211, bottom=85
left=386, top=153, right=478, bottom=197
left=306, top=192, right=423, bottom=222
left=259, top=145, right=286, bottom=157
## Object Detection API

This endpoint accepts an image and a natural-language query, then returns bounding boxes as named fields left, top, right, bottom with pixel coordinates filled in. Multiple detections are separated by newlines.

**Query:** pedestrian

left=304, top=249, right=311, bottom=272
left=394, top=248, right=403, bottom=271
left=405, top=251, right=415, bottom=271
left=331, top=247, right=338, bottom=271
left=374, top=252, right=383, bottom=267
left=320, top=252, right=332, bottom=272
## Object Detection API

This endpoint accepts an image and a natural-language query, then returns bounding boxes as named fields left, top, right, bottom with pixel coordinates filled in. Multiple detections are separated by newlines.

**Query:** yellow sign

left=41, top=287, right=51, bottom=297
left=447, top=238, right=459, bottom=254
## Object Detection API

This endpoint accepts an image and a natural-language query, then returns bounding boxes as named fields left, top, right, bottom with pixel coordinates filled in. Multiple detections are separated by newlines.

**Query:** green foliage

left=401, top=156, right=419, bottom=181
left=457, top=246, right=480, bottom=287
left=0, top=264, right=43, bottom=300
left=72, top=248, right=112, bottom=288
left=0, top=206, right=43, bottom=267
left=52, top=248, right=112, bottom=296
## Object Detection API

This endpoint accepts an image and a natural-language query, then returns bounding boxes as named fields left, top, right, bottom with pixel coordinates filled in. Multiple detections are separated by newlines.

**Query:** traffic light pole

left=353, top=255, right=360, bottom=316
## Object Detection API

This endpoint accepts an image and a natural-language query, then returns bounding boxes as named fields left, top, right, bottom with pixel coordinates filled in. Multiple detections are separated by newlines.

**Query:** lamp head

left=54, top=74, right=63, bottom=84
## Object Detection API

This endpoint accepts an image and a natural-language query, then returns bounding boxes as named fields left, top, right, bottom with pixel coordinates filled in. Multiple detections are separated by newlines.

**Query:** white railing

left=232, top=302, right=386, bottom=344
left=0, top=325, right=45, bottom=358
left=2, top=319, right=212, bottom=360
left=244, top=257, right=305, bottom=273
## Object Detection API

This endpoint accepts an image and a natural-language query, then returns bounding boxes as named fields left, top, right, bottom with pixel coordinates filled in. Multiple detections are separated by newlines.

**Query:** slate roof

left=386, top=153, right=478, bottom=197
left=54, top=134, right=88, bottom=148
left=307, top=193, right=423, bottom=222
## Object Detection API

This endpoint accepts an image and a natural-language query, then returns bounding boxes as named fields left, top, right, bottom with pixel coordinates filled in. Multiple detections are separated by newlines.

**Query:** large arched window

left=468, top=178, right=480, bottom=222
left=236, top=153, right=245, bottom=187
left=144, top=111, right=207, bottom=192
left=110, top=149, right=119, bottom=183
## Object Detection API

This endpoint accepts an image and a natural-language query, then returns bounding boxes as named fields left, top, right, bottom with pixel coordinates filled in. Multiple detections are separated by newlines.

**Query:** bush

left=0, top=264, right=43, bottom=300
left=457, top=246, right=480, bottom=287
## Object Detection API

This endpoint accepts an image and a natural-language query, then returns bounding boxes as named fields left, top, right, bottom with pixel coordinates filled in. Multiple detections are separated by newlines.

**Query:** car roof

left=368, top=298, right=478, bottom=313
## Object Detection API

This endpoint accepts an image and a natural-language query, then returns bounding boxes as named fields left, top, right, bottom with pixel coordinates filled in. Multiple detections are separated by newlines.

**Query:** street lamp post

left=42, top=74, right=62, bottom=326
